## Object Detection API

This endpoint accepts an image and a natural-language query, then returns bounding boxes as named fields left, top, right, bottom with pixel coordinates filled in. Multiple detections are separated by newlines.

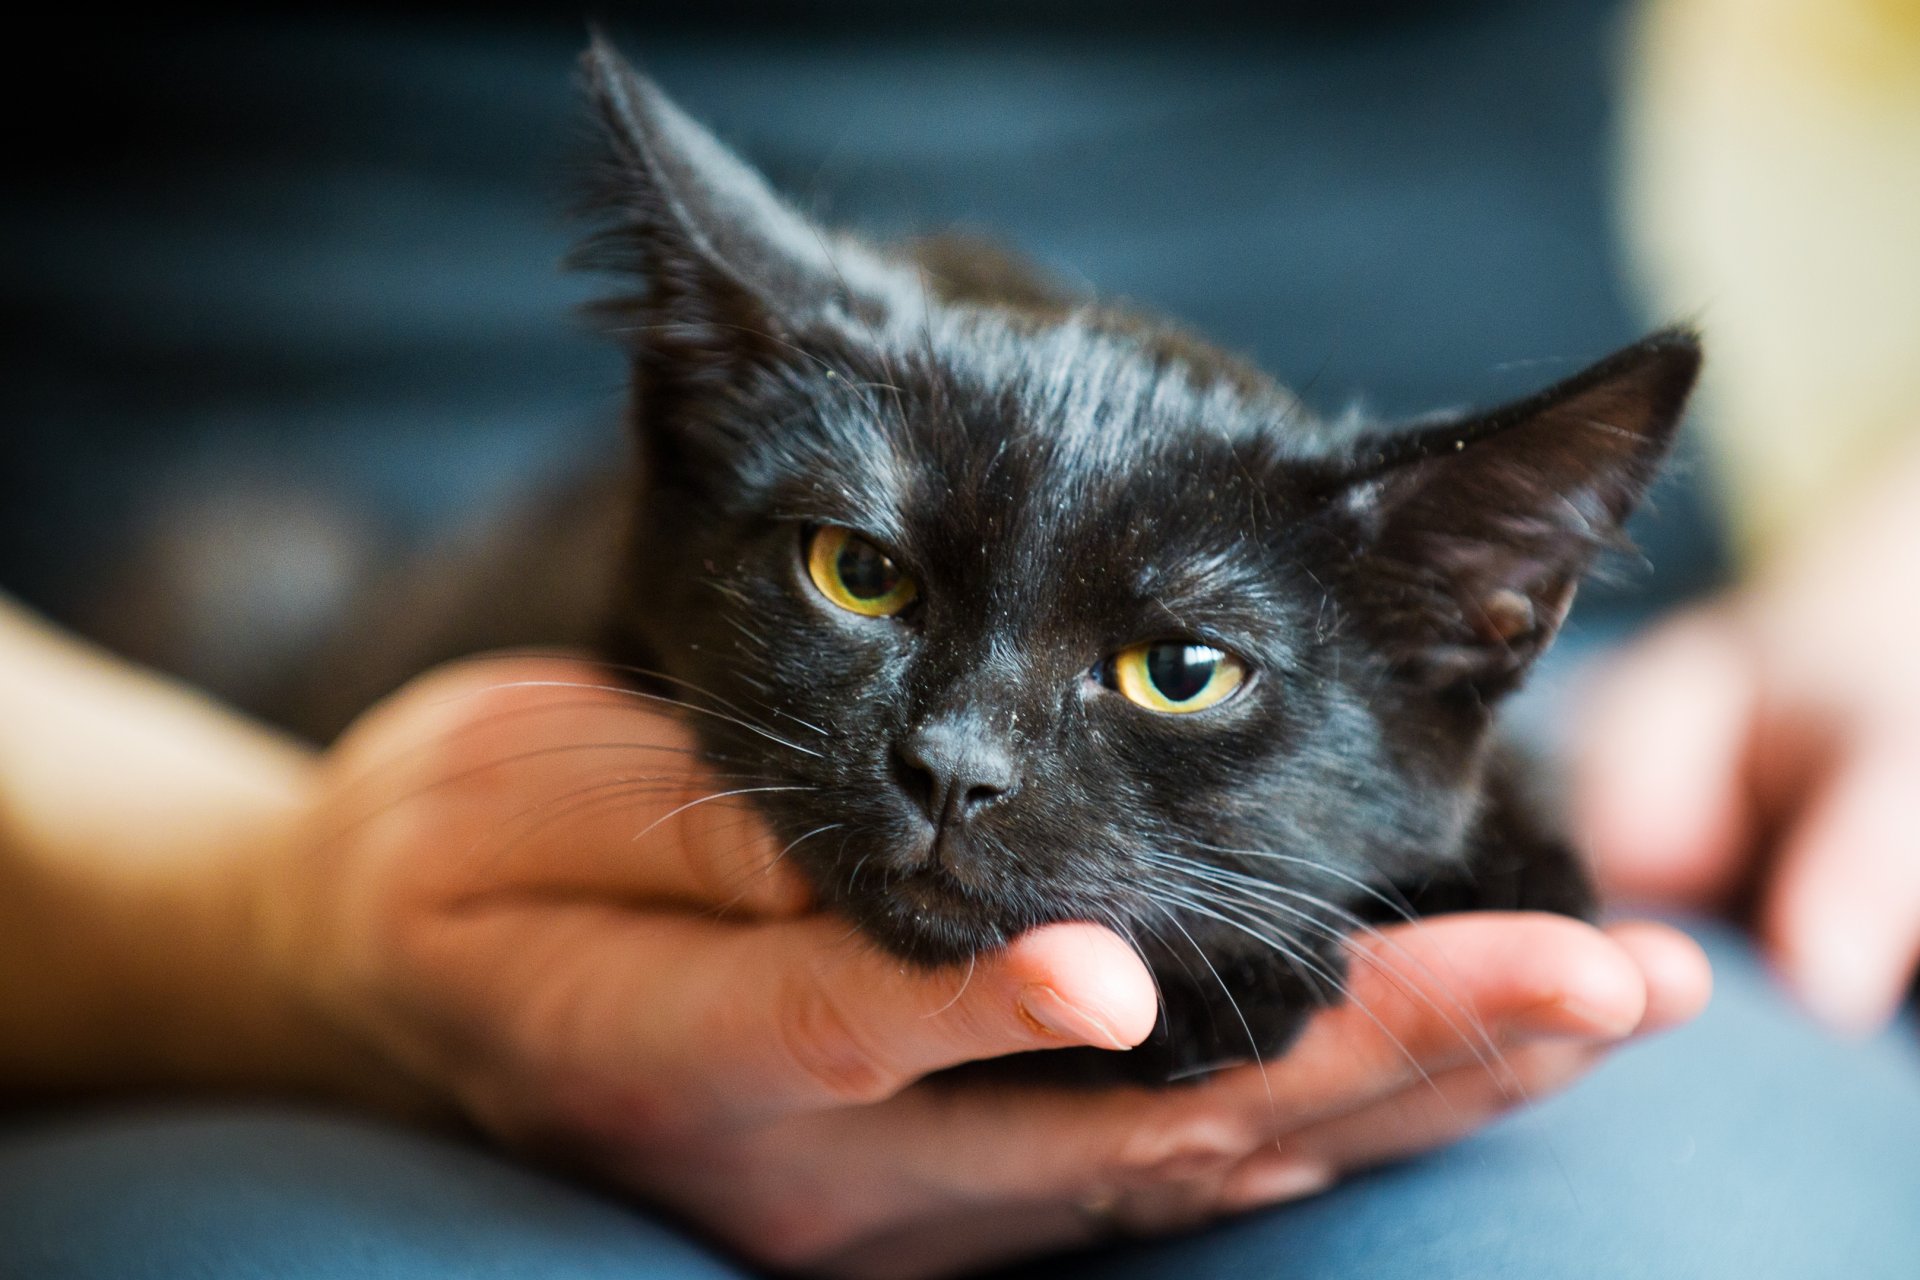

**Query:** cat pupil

left=837, top=540, right=900, bottom=600
left=1145, top=644, right=1220, bottom=703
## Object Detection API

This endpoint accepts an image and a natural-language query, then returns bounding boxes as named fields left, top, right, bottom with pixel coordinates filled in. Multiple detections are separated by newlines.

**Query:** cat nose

left=894, top=720, right=1019, bottom=829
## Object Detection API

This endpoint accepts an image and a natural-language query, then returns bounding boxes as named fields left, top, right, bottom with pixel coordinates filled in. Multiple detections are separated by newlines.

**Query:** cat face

left=579, top=41, right=1699, bottom=971
left=617, top=310, right=1443, bottom=965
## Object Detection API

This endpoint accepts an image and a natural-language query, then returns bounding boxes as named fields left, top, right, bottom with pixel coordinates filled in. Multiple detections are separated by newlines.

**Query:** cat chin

left=837, top=875, right=1017, bottom=969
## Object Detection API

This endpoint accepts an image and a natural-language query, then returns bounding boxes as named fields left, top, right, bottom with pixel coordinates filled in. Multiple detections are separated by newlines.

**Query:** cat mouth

left=850, top=867, right=1014, bottom=966
left=893, top=866, right=980, bottom=914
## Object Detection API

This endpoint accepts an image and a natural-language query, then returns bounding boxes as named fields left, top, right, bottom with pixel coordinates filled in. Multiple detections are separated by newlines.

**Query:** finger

left=685, top=916, right=1697, bottom=1259
left=334, top=656, right=813, bottom=917
left=1573, top=611, right=1761, bottom=909
left=450, top=909, right=1159, bottom=1123
left=619, top=926, right=1691, bottom=1270
left=1221, top=913, right=1650, bottom=1122
left=767, top=1012, right=1617, bottom=1254
left=1758, top=736, right=1920, bottom=1033
left=1215, top=1039, right=1608, bottom=1214
left=1602, top=919, right=1713, bottom=1035
left=1201, top=918, right=1703, bottom=1145
left=697, top=917, right=1159, bottom=1114
left=1087, top=1033, right=1602, bottom=1235
left=798, top=913, right=1654, bottom=1213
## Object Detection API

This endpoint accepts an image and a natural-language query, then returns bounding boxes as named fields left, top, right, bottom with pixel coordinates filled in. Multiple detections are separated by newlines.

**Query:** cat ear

left=573, top=37, right=897, bottom=369
left=1329, top=329, right=1701, bottom=699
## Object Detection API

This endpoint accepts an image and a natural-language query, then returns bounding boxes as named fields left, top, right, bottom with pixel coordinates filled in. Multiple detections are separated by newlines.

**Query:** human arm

left=0, top=598, right=363, bottom=1101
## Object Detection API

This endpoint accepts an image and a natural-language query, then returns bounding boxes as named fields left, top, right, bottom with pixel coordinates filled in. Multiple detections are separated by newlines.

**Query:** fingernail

left=1018, top=984, right=1130, bottom=1050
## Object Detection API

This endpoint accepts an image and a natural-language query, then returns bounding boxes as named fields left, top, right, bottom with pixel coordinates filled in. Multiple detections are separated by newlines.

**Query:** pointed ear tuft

left=572, top=38, right=895, bottom=342
left=1332, top=329, right=1702, bottom=699
left=575, top=38, right=782, bottom=352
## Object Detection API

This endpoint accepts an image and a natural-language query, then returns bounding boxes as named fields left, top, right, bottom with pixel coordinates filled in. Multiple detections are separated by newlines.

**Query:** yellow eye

left=806, top=526, right=918, bottom=618
left=1108, top=641, right=1247, bottom=714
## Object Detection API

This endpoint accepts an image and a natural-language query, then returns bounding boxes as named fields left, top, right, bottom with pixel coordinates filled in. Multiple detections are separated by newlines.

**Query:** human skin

left=0, top=603, right=1708, bottom=1278
left=1577, top=440, right=1920, bottom=1036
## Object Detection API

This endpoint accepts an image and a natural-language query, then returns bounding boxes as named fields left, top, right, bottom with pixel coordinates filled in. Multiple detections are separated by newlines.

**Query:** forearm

left=0, top=599, right=358, bottom=1103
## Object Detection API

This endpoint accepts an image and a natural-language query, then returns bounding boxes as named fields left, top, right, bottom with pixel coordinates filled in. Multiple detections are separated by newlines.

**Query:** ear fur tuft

left=1332, top=328, right=1702, bottom=698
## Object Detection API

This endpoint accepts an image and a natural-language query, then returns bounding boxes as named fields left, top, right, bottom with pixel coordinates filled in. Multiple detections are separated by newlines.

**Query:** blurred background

left=1, top=0, right=1734, bottom=727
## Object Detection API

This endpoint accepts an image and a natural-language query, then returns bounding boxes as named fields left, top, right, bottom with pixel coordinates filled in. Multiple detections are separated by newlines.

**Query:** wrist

left=236, top=804, right=458, bottom=1124
left=0, top=605, right=440, bottom=1118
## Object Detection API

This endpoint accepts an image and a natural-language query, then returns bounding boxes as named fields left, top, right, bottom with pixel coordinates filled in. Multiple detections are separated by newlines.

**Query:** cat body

left=304, top=42, right=1698, bottom=1085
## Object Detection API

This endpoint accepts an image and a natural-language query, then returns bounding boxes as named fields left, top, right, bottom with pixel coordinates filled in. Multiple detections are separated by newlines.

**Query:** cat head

left=576, top=40, right=1700, bottom=966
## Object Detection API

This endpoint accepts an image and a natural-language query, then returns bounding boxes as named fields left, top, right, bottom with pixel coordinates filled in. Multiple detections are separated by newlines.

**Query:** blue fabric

left=4, top=922, right=1917, bottom=1278
left=1035, top=920, right=1920, bottom=1278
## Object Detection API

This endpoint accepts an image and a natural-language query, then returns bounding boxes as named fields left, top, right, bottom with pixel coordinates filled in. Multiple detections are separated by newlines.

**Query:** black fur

left=575, top=40, right=1700, bottom=1084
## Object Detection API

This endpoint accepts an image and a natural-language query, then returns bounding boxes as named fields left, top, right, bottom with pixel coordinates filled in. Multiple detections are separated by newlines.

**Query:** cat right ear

left=572, top=38, right=898, bottom=377
left=1323, top=329, right=1701, bottom=701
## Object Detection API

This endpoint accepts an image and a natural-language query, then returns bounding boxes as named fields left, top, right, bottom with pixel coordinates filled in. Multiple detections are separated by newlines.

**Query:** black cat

left=309, top=40, right=1700, bottom=1085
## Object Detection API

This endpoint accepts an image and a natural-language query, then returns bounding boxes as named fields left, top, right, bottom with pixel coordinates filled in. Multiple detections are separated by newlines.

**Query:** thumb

left=446, top=908, right=1159, bottom=1125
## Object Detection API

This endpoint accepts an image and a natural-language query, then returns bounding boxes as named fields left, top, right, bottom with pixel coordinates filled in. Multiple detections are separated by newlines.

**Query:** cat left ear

left=1330, top=329, right=1701, bottom=699
left=572, top=37, right=896, bottom=359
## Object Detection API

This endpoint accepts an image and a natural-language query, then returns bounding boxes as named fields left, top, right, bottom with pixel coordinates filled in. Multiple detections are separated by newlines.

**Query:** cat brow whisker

left=801, top=223, right=914, bottom=437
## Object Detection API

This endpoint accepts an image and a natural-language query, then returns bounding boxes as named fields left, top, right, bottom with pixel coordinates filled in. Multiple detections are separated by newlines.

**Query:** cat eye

left=805, top=526, right=918, bottom=618
left=1104, top=641, right=1248, bottom=715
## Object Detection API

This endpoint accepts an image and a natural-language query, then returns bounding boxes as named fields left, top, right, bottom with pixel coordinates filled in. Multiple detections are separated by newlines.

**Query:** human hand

left=255, top=656, right=1707, bottom=1278
left=1577, top=451, right=1920, bottom=1034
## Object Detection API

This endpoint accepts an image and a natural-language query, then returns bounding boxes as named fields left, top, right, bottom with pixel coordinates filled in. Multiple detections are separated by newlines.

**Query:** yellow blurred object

left=1621, top=0, right=1920, bottom=564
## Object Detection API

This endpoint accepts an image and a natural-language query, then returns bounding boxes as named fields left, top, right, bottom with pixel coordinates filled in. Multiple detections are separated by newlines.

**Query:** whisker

left=1101, top=903, right=1170, bottom=1033
left=1180, top=838, right=1421, bottom=925
left=1150, top=881, right=1464, bottom=1115
left=461, top=679, right=825, bottom=759
left=626, top=785, right=820, bottom=845
left=1155, top=850, right=1515, bottom=1092
left=925, top=952, right=978, bottom=1019
left=710, top=822, right=842, bottom=917
left=318, top=746, right=747, bottom=848
left=1145, top=898, right=1280, bottom=1127
left=451, top=649, right=816, bottom=739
